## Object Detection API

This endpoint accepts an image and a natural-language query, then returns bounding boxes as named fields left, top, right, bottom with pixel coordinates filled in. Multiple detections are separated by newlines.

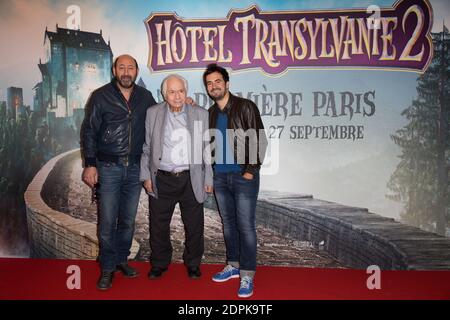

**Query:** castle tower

left=38, top=26, right=113, bottom=130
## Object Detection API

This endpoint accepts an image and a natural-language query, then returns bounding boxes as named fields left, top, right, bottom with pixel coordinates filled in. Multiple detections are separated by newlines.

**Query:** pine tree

left=388, top=27, right=450, bottom=235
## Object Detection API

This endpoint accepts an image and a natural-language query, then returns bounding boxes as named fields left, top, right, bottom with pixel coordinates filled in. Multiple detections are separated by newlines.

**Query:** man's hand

left=143, top=180, right=153, bottom=193
left=205, top=185, right=213, bottom=193
left=242, top=172, right=254, bottom=180
left=186, top=96, right=197, bottom=106
left=82, top=167, right=98, bottom=188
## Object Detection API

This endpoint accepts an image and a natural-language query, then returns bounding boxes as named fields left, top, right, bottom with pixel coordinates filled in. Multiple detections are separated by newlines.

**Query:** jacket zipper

left=119, top=88, right=134, bottom=167
left=126, top=100, right=132, bottom=167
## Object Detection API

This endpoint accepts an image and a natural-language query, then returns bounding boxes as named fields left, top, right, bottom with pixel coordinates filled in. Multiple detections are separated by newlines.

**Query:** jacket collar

left=213, top=92, right=234, bottom=113
left=111, top=79, right=137, bottom=99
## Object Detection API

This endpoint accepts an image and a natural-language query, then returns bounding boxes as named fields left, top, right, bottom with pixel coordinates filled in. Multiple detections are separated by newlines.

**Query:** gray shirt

left=159, top=106, right=190, bottom=172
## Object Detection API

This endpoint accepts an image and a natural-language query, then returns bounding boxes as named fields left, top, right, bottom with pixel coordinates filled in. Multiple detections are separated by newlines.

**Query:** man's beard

left=209, top=88, right=226, bottom=101
left=116, top=75, right=135, bottom=89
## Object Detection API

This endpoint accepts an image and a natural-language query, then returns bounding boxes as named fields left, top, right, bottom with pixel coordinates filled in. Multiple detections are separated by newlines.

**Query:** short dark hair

left=202, top=63, right=229, bottom=87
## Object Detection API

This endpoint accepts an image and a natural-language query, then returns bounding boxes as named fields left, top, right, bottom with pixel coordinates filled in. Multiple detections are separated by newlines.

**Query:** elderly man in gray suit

left=140, top=74, right=213, bottom=279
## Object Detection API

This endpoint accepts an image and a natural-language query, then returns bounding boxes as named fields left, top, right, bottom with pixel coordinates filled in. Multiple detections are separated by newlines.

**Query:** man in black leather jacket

left=203, top=63, right=267, bottom=298
left=81, top=54, right=156, bottom=290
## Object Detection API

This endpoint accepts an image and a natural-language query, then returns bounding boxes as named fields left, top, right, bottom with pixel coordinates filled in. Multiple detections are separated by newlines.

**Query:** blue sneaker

left=238, top=276, right=253, bottom=298
left=212, top=265, right=240, bottom=282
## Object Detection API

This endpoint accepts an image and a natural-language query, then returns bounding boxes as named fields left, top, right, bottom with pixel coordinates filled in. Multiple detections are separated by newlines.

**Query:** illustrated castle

left=34, top=25, right=113, bottom=138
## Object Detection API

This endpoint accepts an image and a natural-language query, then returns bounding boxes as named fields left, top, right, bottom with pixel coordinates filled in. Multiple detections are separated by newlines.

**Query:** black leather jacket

left=81, top=80, right=156, bottom=167
left=209, top=93, right=267, bottom=175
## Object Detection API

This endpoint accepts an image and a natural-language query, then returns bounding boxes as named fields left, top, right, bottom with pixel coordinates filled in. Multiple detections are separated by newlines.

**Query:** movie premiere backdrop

left=0, top=0, right=449, bottom=267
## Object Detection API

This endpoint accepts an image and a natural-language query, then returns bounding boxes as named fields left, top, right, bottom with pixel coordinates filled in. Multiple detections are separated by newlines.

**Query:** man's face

left=205, top=71, right=229, bottom=101
left=113, top=56, right=138, bottom=89
left=165, top=77, right=186, bottom=109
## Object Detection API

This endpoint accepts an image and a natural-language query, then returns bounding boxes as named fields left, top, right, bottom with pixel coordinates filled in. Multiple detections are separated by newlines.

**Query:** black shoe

left=97, top=271, right=113, bottom=290
left=116, top=263, right=139, bottom=278
left=148, top=267, right=168, bottom=279
left=187, top=266, right=201, bottom=279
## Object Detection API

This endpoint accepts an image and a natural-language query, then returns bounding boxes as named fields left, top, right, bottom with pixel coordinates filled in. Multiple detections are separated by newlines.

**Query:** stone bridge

left=25, top=149, right=450, bottom=270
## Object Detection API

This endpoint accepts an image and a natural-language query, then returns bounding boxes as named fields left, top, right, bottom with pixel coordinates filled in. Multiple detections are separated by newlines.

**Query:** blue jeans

left=213, top=171, right=260, bottom=272
left=97, top=161, right=141, bottom=272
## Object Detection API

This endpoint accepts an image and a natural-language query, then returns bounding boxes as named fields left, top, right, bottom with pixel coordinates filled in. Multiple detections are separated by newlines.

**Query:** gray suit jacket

left=140, top=102, right=213, bottom=203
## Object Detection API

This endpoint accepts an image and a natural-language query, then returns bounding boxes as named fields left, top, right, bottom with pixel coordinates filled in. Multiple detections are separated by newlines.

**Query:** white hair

left=161, top=74, right=188, bottom=98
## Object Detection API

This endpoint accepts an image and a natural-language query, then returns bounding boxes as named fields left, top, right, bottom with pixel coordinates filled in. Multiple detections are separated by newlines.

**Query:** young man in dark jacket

left=81, top=54, right=156, bottom=290
left=203, top=63, right=267, bottom=298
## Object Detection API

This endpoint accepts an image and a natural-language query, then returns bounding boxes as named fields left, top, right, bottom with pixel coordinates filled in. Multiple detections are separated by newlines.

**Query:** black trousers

left=149, top=171, right=204, bottom=268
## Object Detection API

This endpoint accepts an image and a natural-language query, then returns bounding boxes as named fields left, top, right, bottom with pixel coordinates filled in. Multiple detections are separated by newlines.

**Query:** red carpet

left=0, top=258, right=449, bottom=300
